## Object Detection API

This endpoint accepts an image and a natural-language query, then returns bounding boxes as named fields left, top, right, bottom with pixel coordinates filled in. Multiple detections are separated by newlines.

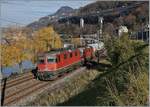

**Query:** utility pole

left=67, top=19, right=72, bottom=47
left=98, top=16, right=103, bottom=49
left=96, top=14, right=104, bottom=63
left=80, top=18, right=84, bottom=46
left=141, top=23, right=143, bottom=41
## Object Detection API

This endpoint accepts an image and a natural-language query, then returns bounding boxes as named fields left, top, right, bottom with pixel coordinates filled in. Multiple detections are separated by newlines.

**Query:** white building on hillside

left=118, top=26, right=128, bottom=36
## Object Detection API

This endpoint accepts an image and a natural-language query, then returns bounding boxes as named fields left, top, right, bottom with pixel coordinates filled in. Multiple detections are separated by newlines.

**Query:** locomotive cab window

left=47, top=56, right=56, bottom=63
left=70, top=53, right=73, bottom=58
left=38, top=59, right=45, bottom=64
left=64, top=54, right=67, bottom=59
left=56, top=56, right=60, bottom=63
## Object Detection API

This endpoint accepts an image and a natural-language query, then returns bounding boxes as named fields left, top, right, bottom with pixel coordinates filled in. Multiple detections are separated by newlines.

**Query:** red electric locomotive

left=37, top=47, right=94, bottom=80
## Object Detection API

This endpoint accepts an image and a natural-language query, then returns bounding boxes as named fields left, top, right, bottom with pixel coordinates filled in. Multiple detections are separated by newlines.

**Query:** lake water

left=1, top=60, right=34, bottom=77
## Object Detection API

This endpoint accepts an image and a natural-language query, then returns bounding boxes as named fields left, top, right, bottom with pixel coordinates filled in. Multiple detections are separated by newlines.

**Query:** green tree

left=95, top=33, right=149, bottom=105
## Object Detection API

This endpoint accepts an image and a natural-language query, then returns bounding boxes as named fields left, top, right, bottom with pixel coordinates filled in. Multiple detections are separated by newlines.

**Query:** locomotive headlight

left=44, top=68, right=48, bottom=71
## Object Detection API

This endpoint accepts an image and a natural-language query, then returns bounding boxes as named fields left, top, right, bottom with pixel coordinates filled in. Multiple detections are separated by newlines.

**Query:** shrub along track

left=2, top=67, right=86, bottom=106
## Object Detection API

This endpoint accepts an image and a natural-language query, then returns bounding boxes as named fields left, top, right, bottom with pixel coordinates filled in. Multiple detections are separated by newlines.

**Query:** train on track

left=36, top=44, right=105, bottom=80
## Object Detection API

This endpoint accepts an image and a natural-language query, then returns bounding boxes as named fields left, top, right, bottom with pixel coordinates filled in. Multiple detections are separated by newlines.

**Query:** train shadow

left=86, top=61, right=112, bottom=72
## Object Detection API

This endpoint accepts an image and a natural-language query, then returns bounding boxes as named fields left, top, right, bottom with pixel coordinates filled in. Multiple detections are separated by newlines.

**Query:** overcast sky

left=0, top=0, right=95, bottom=27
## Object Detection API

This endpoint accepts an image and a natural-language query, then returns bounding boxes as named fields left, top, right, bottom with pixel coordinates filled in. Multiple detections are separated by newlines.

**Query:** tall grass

left=103, top=70, right=148, bottom=106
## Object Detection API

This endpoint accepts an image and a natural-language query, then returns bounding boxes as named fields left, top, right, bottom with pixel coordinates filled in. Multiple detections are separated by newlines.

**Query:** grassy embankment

left=58, top=38, right=148, bottom=106
left=25, top=63, right=105, bottom=106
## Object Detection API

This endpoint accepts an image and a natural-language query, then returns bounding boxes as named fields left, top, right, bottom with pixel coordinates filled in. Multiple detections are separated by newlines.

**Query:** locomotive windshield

left=47, top=56, right=56, bottom=63
left=38, top=57, right=45, bottom=64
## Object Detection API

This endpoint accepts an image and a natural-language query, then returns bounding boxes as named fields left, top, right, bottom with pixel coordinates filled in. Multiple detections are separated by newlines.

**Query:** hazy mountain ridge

left=27, top=6, right=76, bottom=30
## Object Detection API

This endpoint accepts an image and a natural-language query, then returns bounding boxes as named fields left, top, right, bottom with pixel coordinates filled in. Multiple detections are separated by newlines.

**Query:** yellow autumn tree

left=53, top=33, right=63, bottom=49
left=35, top=26, right=62, bottom=49
left=34, top=27, right=53, bottom=51
left=1, top=26, right=63, bottom=72
left=1, top=27, right=33, bottom=73
left=14, top=37, right=32, bottom=73
left=31, top=36, right=47, bottom=63
left=1, top=44, right=16, bottom=67
left=71, top=37, right=81, bottom=47
left=31, top=26, right=63, bottom=63
left=1, top=44, right=21, bottom=74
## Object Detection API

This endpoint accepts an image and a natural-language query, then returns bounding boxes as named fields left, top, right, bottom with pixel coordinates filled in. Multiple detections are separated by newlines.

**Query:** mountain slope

left=54, top=6, right=74, bottom=15
left=27, top=6, right=76, bottom=30
left=27, top=1, right=149, bottom=35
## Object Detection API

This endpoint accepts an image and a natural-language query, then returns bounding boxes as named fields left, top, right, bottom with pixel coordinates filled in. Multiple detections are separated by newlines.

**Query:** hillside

left=56, top=1, right=148, bottom=35
left=27, top=6, right=76, bottom=30
left=78, top=1, right=139, bottom=15
left=27, top=1, right=149, bottom=35
left=54, top=6, right=74, bottom=15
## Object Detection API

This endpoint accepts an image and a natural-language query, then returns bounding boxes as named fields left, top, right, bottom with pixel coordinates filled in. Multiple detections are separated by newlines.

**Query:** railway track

left=1, top=73, right=34, bottom=89
left=5, top=76, right=34, bottom=89
left=3, top=72, right=32, bottom=82
left=4, top=81, right=48, bottom=105
left=2, top=67, right=86, bottom=106
left=1, top=72, right=33, bottom=88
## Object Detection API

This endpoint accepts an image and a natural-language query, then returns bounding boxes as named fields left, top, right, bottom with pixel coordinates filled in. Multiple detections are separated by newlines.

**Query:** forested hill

left=78, top=1, right=145, bottom=14
left=27, top=1, right=149, bottom=35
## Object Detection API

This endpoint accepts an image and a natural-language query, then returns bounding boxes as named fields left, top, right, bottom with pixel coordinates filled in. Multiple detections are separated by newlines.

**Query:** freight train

left=36, top=44, right=105, bottom=80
